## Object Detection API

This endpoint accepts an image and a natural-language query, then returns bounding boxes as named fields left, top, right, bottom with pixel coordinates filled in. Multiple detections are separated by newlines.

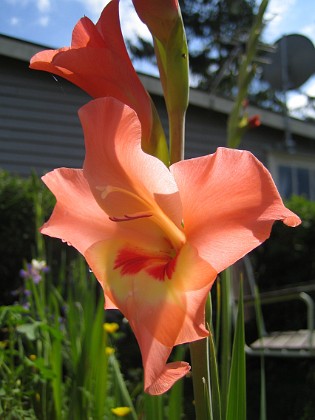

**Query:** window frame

left=268, top=152, right=315, bottom=200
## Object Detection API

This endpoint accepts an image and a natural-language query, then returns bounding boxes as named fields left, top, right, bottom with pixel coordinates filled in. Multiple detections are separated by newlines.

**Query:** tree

left=128, top=0, right=260, bottom=95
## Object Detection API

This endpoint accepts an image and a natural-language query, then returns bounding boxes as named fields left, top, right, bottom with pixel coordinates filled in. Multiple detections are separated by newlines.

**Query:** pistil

left=97, top=185, right=186, bottom=250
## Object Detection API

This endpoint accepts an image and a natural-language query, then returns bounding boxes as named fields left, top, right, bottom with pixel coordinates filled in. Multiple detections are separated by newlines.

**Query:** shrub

left=0, top=171, right=55, bottom=304
left=253, top=195, right=315, bottom=290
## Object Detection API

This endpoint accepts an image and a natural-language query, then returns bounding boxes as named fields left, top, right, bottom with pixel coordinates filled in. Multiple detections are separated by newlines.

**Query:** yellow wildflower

left=105, top=346, right=115, bottom=356
left=0, top=341, right=8, bottom=349
left=103, top=322, right=119, bottom=334
left=111, top=407, right=132, bottom=417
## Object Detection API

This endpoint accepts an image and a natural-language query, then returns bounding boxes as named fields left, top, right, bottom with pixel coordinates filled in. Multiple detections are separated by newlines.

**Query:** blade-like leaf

left=208, top=331, right=221, bottom=420
left=220, top=268, right=232, bottom=419
left=226, top=279, right=246, bottom=420
left=110, top=354, right=138, bottom=420
left=168, top=345, right=186, bottom=420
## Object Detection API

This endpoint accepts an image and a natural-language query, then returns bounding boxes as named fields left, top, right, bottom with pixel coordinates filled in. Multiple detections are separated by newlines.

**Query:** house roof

left=1, top=33, right=314, bottom=140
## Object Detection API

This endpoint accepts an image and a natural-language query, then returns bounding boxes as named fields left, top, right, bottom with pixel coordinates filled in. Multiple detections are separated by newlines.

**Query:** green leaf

left=190, top=338, right=212, bottom=420
left=226, top=0, right=269, bottom=148
left=208, top=332, right=221, bottom=420
left=253, top=285, right=267, bottom=420
left=226, top=279, right=246, bottom=420
left=168, top=345, right=186, bottom=420
left=51, top=337, right=62, bottom=419
left=110, top=354, right=138, bottom=420
left=143, top=393, right=165, bottom=420
left=32, top=357, right=55, bottom=380
left=219, top=268, right=232, bottom=419
left=16, top=323, right=38, bottom=341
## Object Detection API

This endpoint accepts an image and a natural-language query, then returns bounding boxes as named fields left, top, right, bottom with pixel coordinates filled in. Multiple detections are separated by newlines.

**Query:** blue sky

left=1, top=0, right=315, bottom=47
left=1, top=0, right=315, bottom=112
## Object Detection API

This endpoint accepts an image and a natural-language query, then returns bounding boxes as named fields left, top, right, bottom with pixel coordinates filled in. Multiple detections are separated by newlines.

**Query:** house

left=1, top=34, right=315, bottom=200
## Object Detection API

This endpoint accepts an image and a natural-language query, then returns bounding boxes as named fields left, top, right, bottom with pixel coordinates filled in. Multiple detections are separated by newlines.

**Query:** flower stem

left=169, top=111, right=185, bottom=164
left=190, top=338, right=212, bottom=420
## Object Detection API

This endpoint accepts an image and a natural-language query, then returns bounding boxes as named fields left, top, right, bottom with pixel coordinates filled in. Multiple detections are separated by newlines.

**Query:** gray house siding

left=1, top=35, right=315, bottom=179
left=185, top=101, right=315, bottom=164
left=0, top=55, right=89, bottom=176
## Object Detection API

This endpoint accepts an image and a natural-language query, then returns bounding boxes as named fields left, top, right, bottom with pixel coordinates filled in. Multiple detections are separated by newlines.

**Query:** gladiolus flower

left=132, top=0, right=179, bottom=43
left=40, top=97, right=300, bottom=394
left=29, top=0, right=168, bottom=163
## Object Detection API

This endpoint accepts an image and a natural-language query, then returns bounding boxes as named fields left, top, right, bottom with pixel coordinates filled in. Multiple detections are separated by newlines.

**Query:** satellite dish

left=262, top=34, right=315, bottom=91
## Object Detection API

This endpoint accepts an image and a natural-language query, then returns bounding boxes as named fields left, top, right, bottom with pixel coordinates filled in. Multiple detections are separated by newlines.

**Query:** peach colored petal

left=85, top=240, right=215, bottom=344
left=132, top=0, right=179, bottom=42
left=72, top=16, right=104, bottom=48
left=41, top=168, right=115, bottom=256
left=137, top=333, right=190, bottom=395
left=133, top=0, right=179, bottom=21
left=30, top=0, right=152, bottom=143
left=85, top=239, right=216, bottom=394
left=30, top=48, right=72, bottom=76
left=171, top=147, right=301, bottom=273
left=95, top=0, right=133, bottom=61
left=79, top=97, right=184, bottom=246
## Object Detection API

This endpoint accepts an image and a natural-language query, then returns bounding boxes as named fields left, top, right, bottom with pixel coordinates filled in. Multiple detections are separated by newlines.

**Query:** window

left=268, top=154, right=315, bottom=200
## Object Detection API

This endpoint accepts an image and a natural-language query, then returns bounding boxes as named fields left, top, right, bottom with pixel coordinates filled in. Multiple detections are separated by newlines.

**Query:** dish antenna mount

left=262, top=34, right=315, bottom=152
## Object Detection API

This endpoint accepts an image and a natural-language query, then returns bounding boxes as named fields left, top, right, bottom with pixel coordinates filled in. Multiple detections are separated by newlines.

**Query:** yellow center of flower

left=97, top=185, right=186, bottom=251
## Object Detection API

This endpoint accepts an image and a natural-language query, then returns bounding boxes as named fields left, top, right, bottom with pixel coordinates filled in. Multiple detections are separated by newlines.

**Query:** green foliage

left=286, top=194, right=315, bottom=220
left=227, top=0, right=269, bottom=148
left=0, top=253, right=138, bottom=419
left=226, top=280, right=246, bottom=420
left=129, top=0, right=259, bottom=95
left=0, top=171, right=55, bottom=304
left=180, top=0, right=258, bottom=93
left=219, top=269, right=232, bottom=419
left=254, top=195, right=315, bottom=291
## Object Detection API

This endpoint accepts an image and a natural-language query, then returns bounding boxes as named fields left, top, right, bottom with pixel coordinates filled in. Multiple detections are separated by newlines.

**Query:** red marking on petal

left=109, top=213, right=153, bottom=222
left=165, top=253, right=177, bottom=279
left=114, top=248, right=151, bottom=275
left=114, top=247, right=177, bottom=281
left=146, top=263, right=168, bottom=281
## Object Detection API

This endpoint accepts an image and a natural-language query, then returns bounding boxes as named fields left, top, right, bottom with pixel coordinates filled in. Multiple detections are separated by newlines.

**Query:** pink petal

left=137, top=333, right=190, bottom=395
left=132, top=0, right=179, bottom=42
left=171, top=147, right=301, bottom=273
left=95, top=0, right=133, bottom=61
left=85, top=239, right=217, bottom=394
left=80, top=97, right=183, bottom=239
left=30, top=0, right=152, bottom=142
left=71, top=16, right=104, bottom=48
left=41, top=168, right=115, bottom=256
